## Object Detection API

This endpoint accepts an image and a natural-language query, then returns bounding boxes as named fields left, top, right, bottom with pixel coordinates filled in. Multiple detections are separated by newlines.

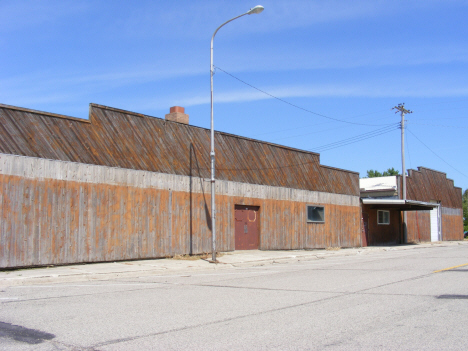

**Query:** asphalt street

left=1, top=243, right=467, bottom=350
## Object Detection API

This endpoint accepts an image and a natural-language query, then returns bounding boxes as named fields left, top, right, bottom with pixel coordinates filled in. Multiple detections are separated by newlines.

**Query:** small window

left=307, top=205, right=325, bottom=223
left=378, top=210, right=390, bottom=225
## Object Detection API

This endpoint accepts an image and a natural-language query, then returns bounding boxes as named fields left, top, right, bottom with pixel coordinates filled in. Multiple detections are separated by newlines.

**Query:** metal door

left=235, top=205, right=259, bottom=250
left=430, top=206, right=439, bottom=242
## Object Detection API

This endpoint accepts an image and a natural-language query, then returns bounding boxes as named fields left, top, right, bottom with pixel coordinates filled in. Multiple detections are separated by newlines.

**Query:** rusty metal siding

left=403, top=167, right=462, bottom=209
left=0, top=153, right=361, bottom=268
left=0, top=103, right=359, bottom=196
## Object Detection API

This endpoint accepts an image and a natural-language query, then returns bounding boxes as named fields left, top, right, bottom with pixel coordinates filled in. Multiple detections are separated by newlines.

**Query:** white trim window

left=307, top=205, right=325, bottom=223
left=377, top=210, right=390, bottom=225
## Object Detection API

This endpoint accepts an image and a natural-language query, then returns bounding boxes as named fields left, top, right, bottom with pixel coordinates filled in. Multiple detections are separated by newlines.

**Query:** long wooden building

left=0, top=103, right=361, bottom=268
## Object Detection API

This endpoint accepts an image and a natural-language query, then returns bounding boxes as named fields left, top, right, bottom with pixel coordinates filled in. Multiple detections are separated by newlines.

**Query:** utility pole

left=393, top=103, right=412, bottom=243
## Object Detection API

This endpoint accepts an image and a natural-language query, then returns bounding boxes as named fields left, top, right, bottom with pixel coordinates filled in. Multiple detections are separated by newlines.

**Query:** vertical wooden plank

left=23, top=178, right=34, bottom=266
left=50, top=179, right=58, bottom=264
left=41, top=180, right=51, bottom=265
left=125, top=183, right=133, bottom=260
left=96, top=183, right=105, bottom=261
left=58, top=179, right=67, bottom=264
left=118, top=183, right=127, bottom=260
left=68, top=180, right=78, bottom=263
left=150, top=189, right=158, bottom=257
left=108, top=185, right=115, bottom=261
left=169, top=189, right=173, bottom=256
left=0, top=174, right=7, bottom=267
left=29, top=179, right=41, bottom=265
left=12, top=176, right=22, bottom=267
left=78, top=183, right=85, bottom=262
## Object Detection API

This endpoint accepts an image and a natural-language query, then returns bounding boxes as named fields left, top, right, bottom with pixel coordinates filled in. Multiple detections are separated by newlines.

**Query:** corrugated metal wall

left=0, top=154, right=361, bottom=268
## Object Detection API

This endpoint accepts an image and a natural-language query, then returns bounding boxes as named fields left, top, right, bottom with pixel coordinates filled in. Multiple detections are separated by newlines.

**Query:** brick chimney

left=165, top=106, right=189, bottom=124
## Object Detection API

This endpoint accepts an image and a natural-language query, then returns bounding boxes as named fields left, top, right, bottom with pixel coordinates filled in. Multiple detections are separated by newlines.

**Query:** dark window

left=378, top=210, right=390, bottom=225
left=307, top=205, right=325, bottom=223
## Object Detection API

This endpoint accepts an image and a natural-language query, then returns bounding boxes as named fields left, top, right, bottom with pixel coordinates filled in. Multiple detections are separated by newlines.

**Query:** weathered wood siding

left=441, top=207, right=464, bottom=241
left=404, top=167, right=462, bottom=209
left=0, top=153, right=361, bottom=268
left=406, top=208, right=462, bottom=242
left=0, top=103, right=359, bottom=196
left=406, top=211, right=431, bottom=242
left=361, top=205, right=401, bottom=245
left=402, top=167, right=463, bottom=241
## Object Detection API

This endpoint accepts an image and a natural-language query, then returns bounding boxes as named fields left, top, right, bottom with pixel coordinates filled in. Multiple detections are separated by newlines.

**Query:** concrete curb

left=1, top=241, right=466, bottom=288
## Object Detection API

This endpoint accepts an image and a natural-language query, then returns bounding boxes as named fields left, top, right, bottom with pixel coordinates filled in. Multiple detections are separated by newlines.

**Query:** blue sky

left=1, top=0, right=467, bottom=191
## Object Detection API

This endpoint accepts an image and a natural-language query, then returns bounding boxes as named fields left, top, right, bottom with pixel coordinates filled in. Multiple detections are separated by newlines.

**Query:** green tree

left=463, top=189, right=468, bottom=232
left=382, top=167, right=400, bottom=176
left=366, top=169, right=382, bottom=178
left=366, top=168, right=400, bottom=178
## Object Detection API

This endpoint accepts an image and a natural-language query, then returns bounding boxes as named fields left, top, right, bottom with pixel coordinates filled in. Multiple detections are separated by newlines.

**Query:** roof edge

left=89, top=103, right=162, bottom=120
left=0, top=103, right=90, bottom=123
left=362, top=198, right=439, bottom=208
left=321, top=164, right=359, bottom=176
left=408, top=166, right=461, bottom=190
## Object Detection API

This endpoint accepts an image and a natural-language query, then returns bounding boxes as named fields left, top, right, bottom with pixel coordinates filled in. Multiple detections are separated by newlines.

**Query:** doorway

left=235, top=205, right=260, bottom=250
left=430, top=205, right=440, bottom=242
left=361, top=212, right=369, bottom=247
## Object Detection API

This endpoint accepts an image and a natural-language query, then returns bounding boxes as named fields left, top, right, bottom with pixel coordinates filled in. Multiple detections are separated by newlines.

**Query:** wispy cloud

left=165, top=82, right=468, bottom=108
left=0, top=0, right=88, bottom=33
left=221, top=42, right=468, bottom=74
left=116, top=0, right=468, bottom=39
left=0, top=65, right=204, bottom=103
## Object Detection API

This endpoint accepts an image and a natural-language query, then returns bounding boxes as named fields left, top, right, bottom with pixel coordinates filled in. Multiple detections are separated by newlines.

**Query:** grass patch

left=171, top=253, right=224, bottom=260
left=326, top=247, right=341, bottom=251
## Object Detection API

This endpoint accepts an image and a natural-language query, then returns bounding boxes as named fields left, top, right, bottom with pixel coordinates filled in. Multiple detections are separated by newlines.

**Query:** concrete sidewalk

left=1, top=241, right=466, bottom=287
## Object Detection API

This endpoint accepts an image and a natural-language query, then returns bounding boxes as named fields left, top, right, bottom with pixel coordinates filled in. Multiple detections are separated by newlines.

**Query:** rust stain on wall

left=0, top=170, right=361, bottom=268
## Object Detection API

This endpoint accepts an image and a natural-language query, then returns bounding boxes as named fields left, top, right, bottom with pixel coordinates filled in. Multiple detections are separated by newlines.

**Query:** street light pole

left=210, top=5, right=264, bottom=262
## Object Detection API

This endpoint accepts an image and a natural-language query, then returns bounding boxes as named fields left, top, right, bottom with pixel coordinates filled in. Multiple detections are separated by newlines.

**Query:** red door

left=235, top=205, right=259, bottom=250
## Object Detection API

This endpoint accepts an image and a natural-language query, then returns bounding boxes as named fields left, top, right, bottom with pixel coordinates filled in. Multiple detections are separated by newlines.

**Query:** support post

left=393, top=103, right=412, bottom=243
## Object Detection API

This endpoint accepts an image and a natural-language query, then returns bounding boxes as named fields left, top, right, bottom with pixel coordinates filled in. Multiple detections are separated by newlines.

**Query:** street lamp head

left=247, top=5, right=264, bottom=15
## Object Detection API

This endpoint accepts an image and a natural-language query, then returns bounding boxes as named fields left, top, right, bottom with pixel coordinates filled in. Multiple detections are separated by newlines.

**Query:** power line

left=193, top=125, right=399, bottom=173
left=405, top=127, right=413, bottom=170
left=203, top=126, right=399, bottom=172
left=310, top=124, right=400, bottom=152
left=408, top=122, right=468, bottom=128
left=215, top=66, right=394, bottom=127
left=269, top=124, right=349, bottom=142
left=407, top=128, right=468, bottom=179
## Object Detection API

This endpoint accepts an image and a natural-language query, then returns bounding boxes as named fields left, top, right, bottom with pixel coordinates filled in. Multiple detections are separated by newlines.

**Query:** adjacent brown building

left=360, top=168, right=463, bottom=245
